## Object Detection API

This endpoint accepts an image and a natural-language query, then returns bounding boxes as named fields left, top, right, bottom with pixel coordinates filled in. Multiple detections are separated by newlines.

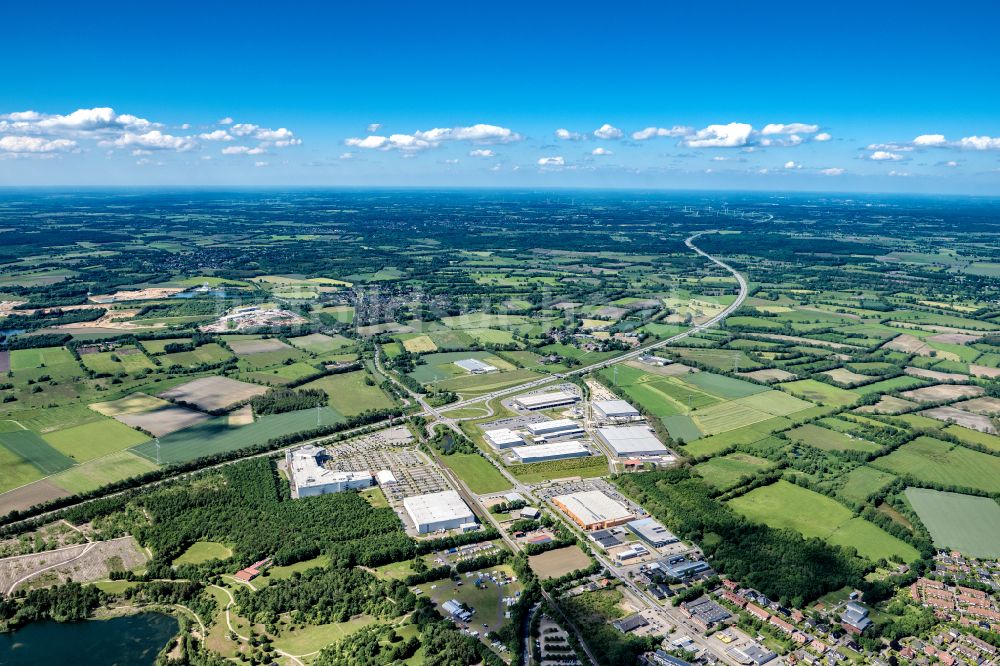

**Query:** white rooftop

left=511, top=440, right=589, bottom=462
left=484, top=428, right=524, bottom=445
left=515, top=391, right=579, bottom=408
left=597, top=425, right=668, bottom=455
left=375, top=469, right=397, bottom=485
left=593, top=399, right=640, bottom=418
left=454, top=358, right=498, bottom=373
left=526, top=418, right=581, bottom=435
left=553, top=490, right=632, bottom=525
left=403, top=490, right=475, bottom=525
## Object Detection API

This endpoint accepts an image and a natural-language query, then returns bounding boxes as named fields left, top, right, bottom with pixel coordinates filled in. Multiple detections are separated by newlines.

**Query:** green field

left=681, top=421, right=788, bottom=458
left=80, top=346, right=157, bottom=374
left=683, top=372, right=771, bottom=399
left=408, top=351, right=515, bottom=384
left=785, top=423, right=880, bottom=454
left=508, top=455, right=609, bottom=483
left=838, top=466, right=896, bottom=505
left=287, top=333, right=354, bottom=354
left=49, top=451, right=160, bottom=494
left=441, top=453, right=512, bottom=494
left=159, top=343, right=234, bottom=367
left=172, top=541, right=233, bottom=565
left=0, top=429, right=76, bottom=476
left=694, top=453, right=776, bottom=490
left=131, top=407, right=344, bottom=465
left=0, top=441, right=45, bottom=492
left=780, top=379, right=860, bottom=406
left=870, top=436, right=1000, bottom=494
left=9, top=346, right=77, bottom=371
left=299, top=371, right=395, bottom=415
left=42, top=418, right=150, bottom=462
left=904, top=488, right=1000, bottom=557
left=729, top=480, right=919, bottom=563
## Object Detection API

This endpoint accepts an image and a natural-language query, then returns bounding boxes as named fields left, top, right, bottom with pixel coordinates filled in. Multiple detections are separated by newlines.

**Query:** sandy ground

left=904, top=366, right=970, bottom=382
left=89, top=287, right=185, bottom=303
left=900, top=384, right=985, bottom=403
left=921, top=407, right=998, bottom=434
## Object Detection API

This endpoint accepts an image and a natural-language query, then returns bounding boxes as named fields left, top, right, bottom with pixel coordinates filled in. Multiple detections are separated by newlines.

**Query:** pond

left=0, top=613, right=180, bottom=665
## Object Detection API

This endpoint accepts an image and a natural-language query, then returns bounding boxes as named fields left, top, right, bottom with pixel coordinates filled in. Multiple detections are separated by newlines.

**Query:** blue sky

left=2, top=1, right=999, bottom=193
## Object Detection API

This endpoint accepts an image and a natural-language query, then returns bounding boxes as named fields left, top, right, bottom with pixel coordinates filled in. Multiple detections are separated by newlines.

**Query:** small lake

left=0, top=613, right=180, bottom=665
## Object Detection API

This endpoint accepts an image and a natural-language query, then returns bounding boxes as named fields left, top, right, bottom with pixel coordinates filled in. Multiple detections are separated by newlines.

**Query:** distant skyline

left=2, top=1, right=999, bottom=194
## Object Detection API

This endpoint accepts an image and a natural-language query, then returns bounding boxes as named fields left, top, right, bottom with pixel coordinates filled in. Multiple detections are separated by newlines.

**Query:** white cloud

left=222, top=145, right=267, bottom=155
left=943, top=160, right=959, bottom=167
left=218, top=117, right=234, bottom=125
left=555, top=128, right=584, bottom=141
left=591, top=147, right=613, bottom=156
left=110, top=130, right=197, bottom=152
left=254, top=161, right=268, bottom=167
left=761, top=123, right=819, bottom=135
left=339, top=152, right=354, bottom=160
left=0, top=135, right=77, bottom=154
left=913, top=134, right=947, bottom=147
left=631, top=126, right=692, bottom=141
left=814, top=132, right=832, bottom=142
left=230, top=123, right=259, bottom=137
left=367, top=123, right=381, bottom=133
left=443, top=158, right=460, bottom=164
left=958, top=135, right=1000, bottom=150
left=784, top=160, right=801, bottom=169
left=255, top=127, right=294, bottom=141
left=869, top=150, right=903, bottom=161
left=888, top=170, right=910, bottom=177
left=199, top=130, right=233, bottom=141
left=683, top=123, right=754, bottom=148
left=345, top=123, right=521, bottom=152
left=469, top=149, right=495, bottom=157
left=593, top=123, right=623, bottom=140
left=538, top=156, right=565, bottom=166
left=820, top=167, right=845, bottom=176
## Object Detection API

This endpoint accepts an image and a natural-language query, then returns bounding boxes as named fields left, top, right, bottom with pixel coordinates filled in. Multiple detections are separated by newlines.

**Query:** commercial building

left=656, top=556, right=712, bottom=580
left=526, top=418, right=584, bottom=439
left=484, top=428, right=525, bottom=449
left=454, top=358, right=498, bottom=374
left=728, top=643, right=777, bottom=666
left=596, top=425, right=668, bottom=457
left=551, top=490, right=633, bottom=530
left=592, top=399, right=641, bottom=421
left=615, top=544, right=650, bottom=562
left=403, top=490, right=477, bottom=534
left=510, top=440, right=589, bottom=463
left=514, top=391, right=580, bottom=411
left=612, top=614, right=649, bottom=634
left=287, top=445, right=373, bottom=498
left=841, top=602, right=872, bottom=635
left=375, top=470, right=398, bottom=485
left=627, top=517, right=679, bottom=547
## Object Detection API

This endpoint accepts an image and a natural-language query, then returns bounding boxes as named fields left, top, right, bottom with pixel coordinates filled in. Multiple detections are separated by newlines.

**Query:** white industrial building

left=454, top=358, right=498, bottom=374
left=375, top=469, right=398, bottom=485
left=551, top=490, right=634, bottom=530
left=592, top=399, right=641, bottom=421
left=526, top=418, right=584, bottom=439
left=514, top=391, right=580, bottom=411
left=403, top=490, right=476, bottom=534
left=510, top=440, right=589, bottom=463
left=287, top=445, right=373, bottom=498
left=596, top=425, right=668, bottom=457
left=627, top=517, right=679, bottom=547
left=484, top=428, right=525, bottom=449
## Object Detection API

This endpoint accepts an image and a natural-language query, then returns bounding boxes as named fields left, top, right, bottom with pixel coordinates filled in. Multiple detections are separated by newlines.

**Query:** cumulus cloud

left=593, top=123, right=623, bottom=140
left=913, top=134, right=947, bottom=147
left=814, top=132, right=832, bottom=141
left=683, top=123, right=754, bottom=148
left=870, top=132, right=1000, bottom=152
left=820, top=167, right=845, bottom=176
left=345, top=123, right=522, bottom=153
left=761, top=123, right=819, bottom=135
left=367, top=123, right=381, bottom=133
left=958, top=135, right=1000, bottom=150
left=254, top=161, right=268, bottom=167
left=888, top=170, right=910, bottom=177
left=631, top=126, right=691, bottom=141
left=869, top=150, right=903, bottom=161
left=784, top=160, right=801, bottom=169
left=537, top=156, right=565, bottom=166
left=110, top=130, right=197, bottom=152
left=591, top=147, right=613, bottom=156
left=469, top=149, right=495, bottom=157
left=199, top=130, right=233, bottom=141
left=555, top=128, right=584, bottom=141
left=218, top=117, right=234, bottom=125
left=0, top=135, right=78, bottom=154
left=222, top=145, right=267, bottom=155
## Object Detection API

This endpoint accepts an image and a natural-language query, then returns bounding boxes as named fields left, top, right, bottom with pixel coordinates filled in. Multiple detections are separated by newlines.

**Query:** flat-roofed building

left=514, top=391, right=580, bottom=411
left=287, top=445, right=373, bottom=498
left=375, top=469, right=397, bottom=485
left=403, top=490, right=476, bottom=534
left=551, top=490, right=633, bottom=530
left=592, top=399, right=641, bottom=421
left=511, top=440, right=589, bottom=463
left=627, top=517, right=679, bottom=547
left=596, top=425, right=668, bottom=457
left=454, top=358, right=498, bottom=374
left=526, top=418, right=583, bottom=438
left=484, top=428, right=525, bottom=449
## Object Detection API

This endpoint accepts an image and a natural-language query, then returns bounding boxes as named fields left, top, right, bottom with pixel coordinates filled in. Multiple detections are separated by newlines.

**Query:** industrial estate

left=1, top=191, right=1000, bottom=666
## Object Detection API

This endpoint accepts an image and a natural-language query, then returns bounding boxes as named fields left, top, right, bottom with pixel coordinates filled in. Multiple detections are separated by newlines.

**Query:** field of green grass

left=870, top=436, right=1000, bottom=494
left=172, top=540, right=233, bottom=566
left=80, top=346, right=156, bottom=374
left=729, top=480, right=919, bottom=563
left=785, top=423, right=880, bottom=454
left=159, top=343, right=233, bottom=367
left=49, top=450, right=159, bottom=494
left=42, top=418, right=150, bottom=462
left=287, top=333, right=354, bottom=354
left=904, top=488, right=1000, bottom=557
left=441, top=452, right=512, bottom=494
left=299, top=371, right=395, bottom=415
left=779, top=379, right=860, bottom=406
left=694, top=453, right=776, bottom=490
left=837, top=466, right=896, bottom=505
left=0, top=429, right=76, bottom=476
left=507, top=455, right=609, bottom=483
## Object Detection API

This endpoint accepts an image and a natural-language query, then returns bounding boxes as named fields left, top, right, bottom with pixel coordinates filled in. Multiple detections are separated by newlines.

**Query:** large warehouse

left=551, top=490, right=633, bottom=530
left=484, top=428, right=525, bottom=449
left=511, top=440, right=589, bottom=463
left=514, top=391, right=580, bottom=411
left=526, top=418, right=584, bottom=439
left=287, top=445, right=373, bottom=498
left=627, top=517, right=679, bottom=547
left=596, top=425, right=668, bottom=457
left=454, top=358, right=498, bottom=374
left=403, top=490, right=476, bottom=534
left=592, top=399, right=641, bottom=421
